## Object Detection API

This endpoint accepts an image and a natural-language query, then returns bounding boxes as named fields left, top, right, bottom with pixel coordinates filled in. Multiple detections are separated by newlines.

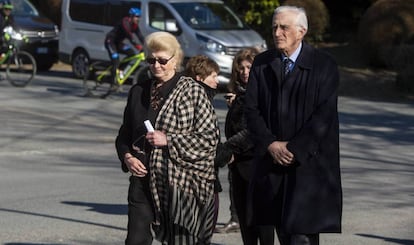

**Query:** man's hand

left=267, top=141, right=294, bottom=166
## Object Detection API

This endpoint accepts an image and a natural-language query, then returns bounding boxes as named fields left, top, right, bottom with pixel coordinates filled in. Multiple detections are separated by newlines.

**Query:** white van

left=59, top=0, right=267, bottom=84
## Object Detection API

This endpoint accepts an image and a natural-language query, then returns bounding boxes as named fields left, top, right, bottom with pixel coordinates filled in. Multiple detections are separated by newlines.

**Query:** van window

left=69, top=0, right=139, bottom=26
left=106, top=1, right=141, bottom=26
left=171, top=2, right=245, bottom=30
left=149, top=2, right=178, bottom=32
left=69, top=0, right=106, bottom=25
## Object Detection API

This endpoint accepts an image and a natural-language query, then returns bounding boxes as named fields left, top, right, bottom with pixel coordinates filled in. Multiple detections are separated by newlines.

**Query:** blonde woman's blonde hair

left=145, top=31, right=184, bottom=69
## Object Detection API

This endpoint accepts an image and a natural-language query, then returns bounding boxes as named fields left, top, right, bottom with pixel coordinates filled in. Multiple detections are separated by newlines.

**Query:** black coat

left=224, top=88, right=254, bottom=181
left=198, top=81, right=223, bottom=193
left=115, top=78, right=152, bottom=172
left=244, top=43, right=342, bottom=234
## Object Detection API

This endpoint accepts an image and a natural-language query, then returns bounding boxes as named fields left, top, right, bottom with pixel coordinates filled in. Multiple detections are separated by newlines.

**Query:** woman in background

left=185, top=55, right=224, bottom=235
left=217, top=47, right=275, bottom=245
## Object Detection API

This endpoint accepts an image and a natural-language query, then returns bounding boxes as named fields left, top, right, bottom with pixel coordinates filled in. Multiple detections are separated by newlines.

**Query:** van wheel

left=72, top=50, right=90, bottom=79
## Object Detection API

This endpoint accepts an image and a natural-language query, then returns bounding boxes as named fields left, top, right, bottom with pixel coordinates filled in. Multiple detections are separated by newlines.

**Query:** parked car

left=10, top=0, right=59, bottom=71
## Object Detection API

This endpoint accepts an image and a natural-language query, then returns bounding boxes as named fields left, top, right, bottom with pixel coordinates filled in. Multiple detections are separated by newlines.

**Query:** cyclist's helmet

left=129, top=7, right=141, bottom=17
left=2, top=0, right=13, bottom=9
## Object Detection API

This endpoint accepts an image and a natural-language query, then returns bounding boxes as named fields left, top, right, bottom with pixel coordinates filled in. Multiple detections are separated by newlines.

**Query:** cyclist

left=104, top=7, right=144, bottom=86
left=0, top=0, right=14, bottom=53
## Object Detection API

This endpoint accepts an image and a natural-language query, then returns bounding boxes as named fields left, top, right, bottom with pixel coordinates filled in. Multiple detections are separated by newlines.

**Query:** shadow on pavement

left=4, top=243, right=67, bottom=245
left=0, top=208, right=125, bottom=231
left=61, top=201, right=127, bottom=215
left=357, top=233, right=414, bottom=245
left=37, top=70, right=74, bottom=79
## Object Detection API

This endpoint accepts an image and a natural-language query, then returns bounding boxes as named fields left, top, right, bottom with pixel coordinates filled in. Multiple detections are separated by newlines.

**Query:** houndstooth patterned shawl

left=150, top=76, right=219, bottom=242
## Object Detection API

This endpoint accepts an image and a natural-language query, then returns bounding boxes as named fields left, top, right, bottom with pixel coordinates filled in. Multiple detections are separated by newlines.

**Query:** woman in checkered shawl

left=117, top=31, right=219, bottom=245
left=146, top=32, right=219, bottom=245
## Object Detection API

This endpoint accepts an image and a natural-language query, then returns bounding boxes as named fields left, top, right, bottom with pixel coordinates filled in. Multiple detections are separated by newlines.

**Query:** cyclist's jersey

left=0, top=12, right=14, bottom=32
left=105, top=16, right=144, bottom=47
left=0, top=12, right=14, bottom=48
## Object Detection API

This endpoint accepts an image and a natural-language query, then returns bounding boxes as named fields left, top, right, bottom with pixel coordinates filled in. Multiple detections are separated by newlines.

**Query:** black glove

left=215, top=142, right=233, bottom=168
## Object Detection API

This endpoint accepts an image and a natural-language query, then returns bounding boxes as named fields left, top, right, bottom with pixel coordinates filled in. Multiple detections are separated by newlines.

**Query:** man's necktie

left=284, top=58, right=294, bottom=76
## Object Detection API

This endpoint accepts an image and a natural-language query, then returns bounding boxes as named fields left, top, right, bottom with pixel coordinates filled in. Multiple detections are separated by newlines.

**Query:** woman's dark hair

left=228, top=47, right=260, bottom=92
left=185, top=55, right=219, bottom=81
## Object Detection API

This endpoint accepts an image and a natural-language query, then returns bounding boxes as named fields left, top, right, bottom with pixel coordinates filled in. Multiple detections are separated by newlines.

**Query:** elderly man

left=245, top=5, right=342, bottom=245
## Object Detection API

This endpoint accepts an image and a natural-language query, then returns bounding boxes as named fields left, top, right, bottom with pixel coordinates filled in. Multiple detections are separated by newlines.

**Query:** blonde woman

left=116, top=31, right=219, bottom=245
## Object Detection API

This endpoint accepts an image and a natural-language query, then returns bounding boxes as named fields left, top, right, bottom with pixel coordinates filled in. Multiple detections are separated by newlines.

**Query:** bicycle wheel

left=6, top=51, right=37, bottom=87
left=82, top=61, right=115, bottom=98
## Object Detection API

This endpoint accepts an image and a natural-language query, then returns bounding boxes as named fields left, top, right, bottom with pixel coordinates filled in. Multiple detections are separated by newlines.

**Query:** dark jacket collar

left=197, top=81, right=216, bottom=101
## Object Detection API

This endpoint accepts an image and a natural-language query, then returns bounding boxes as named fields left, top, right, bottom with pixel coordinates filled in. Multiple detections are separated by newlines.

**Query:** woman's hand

left=124, top=153, right=148, bottom=177
left=228, top=154, right=235, bottom=165
left=146, top=130, right=167, bottom=147
left=224, top=93, right=236, bottom=107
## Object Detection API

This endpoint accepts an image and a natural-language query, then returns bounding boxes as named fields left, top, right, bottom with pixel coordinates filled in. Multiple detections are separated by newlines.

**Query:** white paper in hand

left=144, top=120, right=154, bottom=132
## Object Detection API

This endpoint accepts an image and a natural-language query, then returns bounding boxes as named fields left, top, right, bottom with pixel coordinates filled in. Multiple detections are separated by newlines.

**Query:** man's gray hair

left=274, top=5, right=308, bottom=31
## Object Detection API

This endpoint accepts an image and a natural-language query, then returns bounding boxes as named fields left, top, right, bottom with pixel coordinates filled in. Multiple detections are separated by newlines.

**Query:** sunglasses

left=146, top=55, right=174, bottom=65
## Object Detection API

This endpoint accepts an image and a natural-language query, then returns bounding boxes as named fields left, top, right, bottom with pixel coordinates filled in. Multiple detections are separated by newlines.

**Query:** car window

left=11, top=0, right=39, bottom=16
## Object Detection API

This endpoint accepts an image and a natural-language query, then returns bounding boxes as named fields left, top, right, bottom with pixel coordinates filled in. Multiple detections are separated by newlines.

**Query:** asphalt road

left=0, top=69, right=413, bottom=245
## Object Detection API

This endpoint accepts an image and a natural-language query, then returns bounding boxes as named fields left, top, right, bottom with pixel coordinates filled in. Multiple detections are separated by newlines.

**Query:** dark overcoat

left=244, top=42, right=342, bottom=234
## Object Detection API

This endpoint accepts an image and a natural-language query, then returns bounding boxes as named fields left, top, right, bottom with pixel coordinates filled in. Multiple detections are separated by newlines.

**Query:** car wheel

left=72, top=49, right=90, bottom=78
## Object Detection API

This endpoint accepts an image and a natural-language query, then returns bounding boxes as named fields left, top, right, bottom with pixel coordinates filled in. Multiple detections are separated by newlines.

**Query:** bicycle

left=0, top=26, right=37, bottom=87
left=83, top=51, right=149, bottom=98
